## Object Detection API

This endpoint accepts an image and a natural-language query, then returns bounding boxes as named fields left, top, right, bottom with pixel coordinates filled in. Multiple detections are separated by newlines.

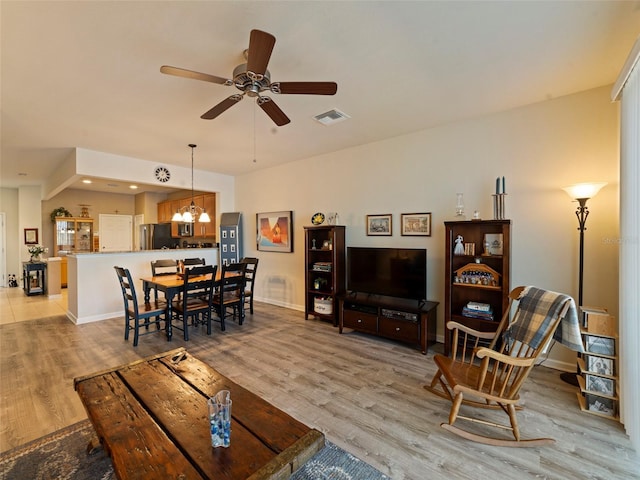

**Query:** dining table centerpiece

left=27, top=244, right=48, bottom=262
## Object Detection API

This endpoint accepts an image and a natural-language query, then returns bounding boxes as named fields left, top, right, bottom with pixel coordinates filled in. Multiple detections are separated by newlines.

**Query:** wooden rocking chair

left=424, top=285, right=582, bottom=447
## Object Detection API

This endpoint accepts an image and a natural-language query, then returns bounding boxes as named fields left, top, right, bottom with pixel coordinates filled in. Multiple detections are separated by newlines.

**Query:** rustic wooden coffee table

left=74, top=348, right=324, bottom=479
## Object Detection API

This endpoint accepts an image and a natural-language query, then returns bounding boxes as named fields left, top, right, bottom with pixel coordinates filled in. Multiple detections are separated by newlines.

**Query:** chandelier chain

left=172, top=144, right=210, bottom=223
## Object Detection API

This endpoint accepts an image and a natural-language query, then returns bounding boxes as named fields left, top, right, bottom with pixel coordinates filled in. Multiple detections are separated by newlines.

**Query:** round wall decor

left=154, top=166, right=171, bottom=183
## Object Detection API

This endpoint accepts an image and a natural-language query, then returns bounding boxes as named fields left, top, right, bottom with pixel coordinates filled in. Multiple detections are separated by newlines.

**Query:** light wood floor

left=1, top=287, right=638, bottom=479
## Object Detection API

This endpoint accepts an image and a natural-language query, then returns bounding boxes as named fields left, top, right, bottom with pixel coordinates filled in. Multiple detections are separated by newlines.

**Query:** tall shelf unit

left=53, top=217, right=94, bottom=287
left=444, top=220, right=511, bottom=355
left=304, top=225, right=346, bottom=326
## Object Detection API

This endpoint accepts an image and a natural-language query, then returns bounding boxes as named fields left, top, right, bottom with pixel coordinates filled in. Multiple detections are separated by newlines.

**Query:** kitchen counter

left=66, top=248, right=218, bottom=324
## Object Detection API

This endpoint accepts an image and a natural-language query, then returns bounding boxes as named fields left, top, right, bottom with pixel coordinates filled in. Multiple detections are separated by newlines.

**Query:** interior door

left=99, top=214, right=133, bottom=252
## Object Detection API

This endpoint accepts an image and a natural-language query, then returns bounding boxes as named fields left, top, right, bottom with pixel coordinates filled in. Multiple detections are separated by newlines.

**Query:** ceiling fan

left=160, top=29, right=337, bottom=126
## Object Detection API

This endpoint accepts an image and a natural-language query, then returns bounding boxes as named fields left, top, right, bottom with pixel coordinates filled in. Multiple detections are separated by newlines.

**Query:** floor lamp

left=560, top=182, right=607, bottom=386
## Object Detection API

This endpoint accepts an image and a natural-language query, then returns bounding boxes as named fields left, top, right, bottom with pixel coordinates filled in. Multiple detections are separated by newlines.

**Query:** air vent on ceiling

left=313, top=109, right=350, bottom=126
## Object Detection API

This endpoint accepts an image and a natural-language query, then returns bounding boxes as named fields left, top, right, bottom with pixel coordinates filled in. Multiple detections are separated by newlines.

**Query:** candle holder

left=492, top=194, right=507, bottom=220
left=455, top=193, right=466, bottom=220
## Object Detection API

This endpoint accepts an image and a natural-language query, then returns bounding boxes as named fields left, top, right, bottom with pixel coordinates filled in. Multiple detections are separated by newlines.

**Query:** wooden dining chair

left=150, top=259, right=179, bottom=301
left=240, top=257, right=259, bottom=314
left=212, top=262, right=247, bottom=331
left=170, top=265, right=217, bottom=341
left=424, top=285, right=581, bottom=447
left=182, top=257, right=206, bottom=267
left=114, top=266, right=167, bottom=347
left=151, top=259, right=178, bottom=276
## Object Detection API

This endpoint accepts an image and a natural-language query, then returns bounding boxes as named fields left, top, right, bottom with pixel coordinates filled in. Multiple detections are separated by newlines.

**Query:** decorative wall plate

left=311, top=212, right=325, bottom=225
left=154, top=166, right=171, bottom=183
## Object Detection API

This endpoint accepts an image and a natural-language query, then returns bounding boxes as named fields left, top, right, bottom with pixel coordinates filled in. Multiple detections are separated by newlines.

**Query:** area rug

left=0, top=420, right=389, bottom=480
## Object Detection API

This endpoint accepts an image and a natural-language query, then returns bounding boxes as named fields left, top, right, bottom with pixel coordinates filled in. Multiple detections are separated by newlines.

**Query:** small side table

left=23, top=261, right=46, bottom=296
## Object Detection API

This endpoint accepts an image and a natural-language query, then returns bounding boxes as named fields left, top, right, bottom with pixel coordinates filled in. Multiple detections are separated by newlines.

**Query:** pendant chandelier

left=172, top=144, right=211, bottom=223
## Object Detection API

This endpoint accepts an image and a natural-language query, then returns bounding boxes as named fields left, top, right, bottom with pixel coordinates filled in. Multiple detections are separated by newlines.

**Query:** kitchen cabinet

left=201, top=194, right=216, bottom=237
left=157, top=201, right=174, bottom=223
left=158, top=194, right=217, bottom=239
left=192, top=194, right=216, bottom=237
left=61, top=257, right=68, bottom=287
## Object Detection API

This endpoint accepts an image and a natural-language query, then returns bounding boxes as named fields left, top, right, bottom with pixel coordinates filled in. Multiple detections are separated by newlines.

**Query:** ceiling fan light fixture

left=314, top=109, right=350, bottom=126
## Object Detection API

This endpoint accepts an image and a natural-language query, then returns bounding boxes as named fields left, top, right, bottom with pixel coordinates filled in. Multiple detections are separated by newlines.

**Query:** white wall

left=236, top=85, right=620, bottom=371
left=0, top=186, right=44, bottom=287
left=0, top=189, right=19, bottom=285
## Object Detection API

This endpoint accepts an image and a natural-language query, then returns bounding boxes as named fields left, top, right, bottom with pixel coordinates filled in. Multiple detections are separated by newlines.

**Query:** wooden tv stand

left=338, top=293, right=438, bottom=354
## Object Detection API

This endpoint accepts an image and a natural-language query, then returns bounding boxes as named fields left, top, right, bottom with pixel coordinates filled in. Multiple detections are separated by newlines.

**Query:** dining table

left=140, top=269, right=239, bottom=340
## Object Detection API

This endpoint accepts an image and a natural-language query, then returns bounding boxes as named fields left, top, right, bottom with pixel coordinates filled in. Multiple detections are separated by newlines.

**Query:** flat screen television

left=347, top=247, right=427, bottom=301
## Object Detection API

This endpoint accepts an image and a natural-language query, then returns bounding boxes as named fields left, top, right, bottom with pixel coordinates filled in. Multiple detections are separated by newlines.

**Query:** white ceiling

left=2, top=1, right=639, bottom=195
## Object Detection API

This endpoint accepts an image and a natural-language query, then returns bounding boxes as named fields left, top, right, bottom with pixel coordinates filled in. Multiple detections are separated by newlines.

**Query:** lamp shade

left=562, top=182, right=607, bottom=200
left=198, top=210, right=211, bottom=223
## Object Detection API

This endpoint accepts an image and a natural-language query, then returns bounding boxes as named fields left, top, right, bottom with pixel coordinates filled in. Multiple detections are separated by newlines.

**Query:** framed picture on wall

left=24, top=228, right=38, bottom=244
left=366, top=214, right=392, bottom=236
left=400, top=213, right=431, bottom=236
left=257, top=211, right=294, bottom=253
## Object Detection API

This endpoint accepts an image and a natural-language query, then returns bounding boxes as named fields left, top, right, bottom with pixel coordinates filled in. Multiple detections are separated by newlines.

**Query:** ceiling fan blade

left=257, top=97, right=290, bottom=126
left=272, top=82, right=338, bottom=95
left=201, top=95, right=243, bottom=120
left=160, top=66, right=231, bottom=85
left=246, top=30, right=276, bottom=77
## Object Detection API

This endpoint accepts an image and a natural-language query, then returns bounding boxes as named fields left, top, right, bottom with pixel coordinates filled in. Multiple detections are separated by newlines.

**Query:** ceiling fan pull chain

left=253, top=103, right=257, bottom=164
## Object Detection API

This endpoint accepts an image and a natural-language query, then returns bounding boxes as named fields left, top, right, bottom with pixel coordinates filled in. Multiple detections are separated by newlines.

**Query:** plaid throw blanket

left=506, top=286, right=584, bottom=352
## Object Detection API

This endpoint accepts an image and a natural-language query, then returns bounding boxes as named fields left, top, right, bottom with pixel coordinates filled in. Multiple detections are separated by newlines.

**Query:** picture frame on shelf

left=587, top=355, right=614, bottom=376
left=366, top=214, right=392, bottom=236
left=257, top=210, right=294, bottom=253
left=484, top=233, right=503, bottom=255
left=585, top=335, right=615, bottom=356
left=24, top=228, right=38, bottom=245
left=586, top=374, right=615, bottom=396
left=400, top=213, right=432, bottom=236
